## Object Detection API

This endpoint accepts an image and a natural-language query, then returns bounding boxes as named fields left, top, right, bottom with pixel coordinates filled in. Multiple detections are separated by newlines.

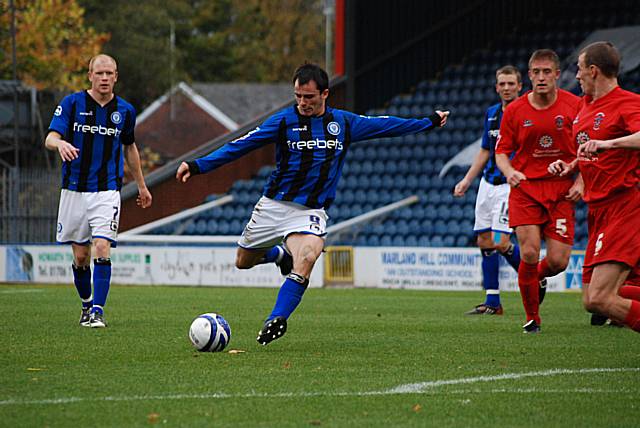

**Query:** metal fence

left=0, top=167, right=59, bottom=243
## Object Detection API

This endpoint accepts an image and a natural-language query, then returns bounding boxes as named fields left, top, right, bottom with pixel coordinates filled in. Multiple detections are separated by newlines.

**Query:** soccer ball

left=188, top=313, right=231, bottom=352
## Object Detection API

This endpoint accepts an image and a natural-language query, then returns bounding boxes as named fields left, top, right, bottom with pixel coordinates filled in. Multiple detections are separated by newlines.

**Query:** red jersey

left=496, top=89, right=581, bottom=179
left=574, top=87, right=640, bottom=203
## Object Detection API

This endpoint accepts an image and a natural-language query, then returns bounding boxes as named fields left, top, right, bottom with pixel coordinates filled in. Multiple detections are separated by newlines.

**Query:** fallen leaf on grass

left=412, top=404, right=422, bottom=413
left=27, top=368, right=45, bottom=371
left=147, top=413, right=160, bottom=424
left=283, top=361, right=292, bottom=369
left=227, top=349, right=246, bottom=354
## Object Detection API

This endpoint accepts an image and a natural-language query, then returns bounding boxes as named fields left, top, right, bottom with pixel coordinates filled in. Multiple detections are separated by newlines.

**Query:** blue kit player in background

left=177, top=63, right=449, bottom=345
left=45, top=54, right=152, bottom=328
left=454, top=65, right=523, bottom=315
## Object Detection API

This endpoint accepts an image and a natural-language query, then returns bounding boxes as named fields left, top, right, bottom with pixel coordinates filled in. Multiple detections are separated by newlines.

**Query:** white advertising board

left=354, top=247, right=566, bottom=291
left=0, top=245, right=323, bottom=288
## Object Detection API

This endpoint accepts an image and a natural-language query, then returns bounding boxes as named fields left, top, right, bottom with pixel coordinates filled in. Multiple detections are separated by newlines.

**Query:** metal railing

left=0, top=167, right=59, bottom=243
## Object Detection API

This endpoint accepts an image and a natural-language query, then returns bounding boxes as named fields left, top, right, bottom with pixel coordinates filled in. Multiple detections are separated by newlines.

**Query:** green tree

left=79, top=0, right=188, bottom=112
left=0, top=0, right=107, bottom=91
left=226, top=0, right=325, bottom=82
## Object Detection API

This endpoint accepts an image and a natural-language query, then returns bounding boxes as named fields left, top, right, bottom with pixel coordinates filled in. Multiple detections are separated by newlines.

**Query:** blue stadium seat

left=216, top=220, right=230, bottom=235
left=434, top=220, right=447, bottom=235
left=195, top=219, right=208, bottom=234
left=405, top=235, right=418, bottom=247
left=431, top=235, right=444, bottom=247
left=207, top=219, right=219, bottom=234
left=380, top=234, right=393, bottom=246
left=443, top=235, right=455, bottom=246
left=418, top=236, right=430, bottom=247
left=420, top=219, right=435, bottom=236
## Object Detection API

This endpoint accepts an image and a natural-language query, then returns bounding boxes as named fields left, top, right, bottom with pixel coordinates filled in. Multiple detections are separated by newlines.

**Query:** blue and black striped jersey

left=48, top=91, right=136, bottom=192
left=190, top=105, right=440, bottom=209
left=481, top=103, right=507, bottom=185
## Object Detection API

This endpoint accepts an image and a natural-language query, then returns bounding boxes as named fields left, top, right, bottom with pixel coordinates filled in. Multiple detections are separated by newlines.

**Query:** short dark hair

left=528, top=49, right=560, bottom=70
left=496, top=65, right=522, bottom=84
left=292, top=63, right=329, bottom=92
left=580, top=41, right=620, bottom=78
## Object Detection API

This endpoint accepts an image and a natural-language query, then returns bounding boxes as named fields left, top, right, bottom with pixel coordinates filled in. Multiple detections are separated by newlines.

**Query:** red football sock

left=537, top=257, right=553, bottom=280
left=623, top=299, right=640, bottom=332
left=619, top=285, right=640, bottom=302
left=518, top=261, right=541, bottom=324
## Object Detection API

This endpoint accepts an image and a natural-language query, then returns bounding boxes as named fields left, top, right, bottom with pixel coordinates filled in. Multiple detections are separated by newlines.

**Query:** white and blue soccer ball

left=188, top=313, right=231, bottom=352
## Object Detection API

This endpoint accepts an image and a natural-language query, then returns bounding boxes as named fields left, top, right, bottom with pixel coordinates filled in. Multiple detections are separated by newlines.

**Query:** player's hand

left=548, top=159, right=573, bottom=176
left=176, top=162, right=191, bottom=183
left=565, top=180, right=583, bottom=202
left=453, top=178, right=470, bottom=197
left=578, top=139, right=611, bottom=159
left=137, top=187, right=152, bottom=208
left=57, top=140, right=80, bottom=162
left=436, top=110, right=450, bottom=127
left=506, top=170, right=527, bottom=188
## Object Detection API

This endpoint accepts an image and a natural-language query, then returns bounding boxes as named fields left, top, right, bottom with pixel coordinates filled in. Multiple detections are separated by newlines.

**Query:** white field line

left=0, top=289, right=44, bottom=294
left=1, top=367, right=638, bottom=406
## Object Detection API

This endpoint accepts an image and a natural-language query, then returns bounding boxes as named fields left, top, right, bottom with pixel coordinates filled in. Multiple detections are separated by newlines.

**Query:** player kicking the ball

left=177, top=63, right=448, bottom=345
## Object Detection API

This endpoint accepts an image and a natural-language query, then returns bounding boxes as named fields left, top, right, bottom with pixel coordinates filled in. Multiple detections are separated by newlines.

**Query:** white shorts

left=473, top=177, right=512, bottom=234
left=56, top=189, right=121, bottom=246
left=238, top=196, right=328, bottom=249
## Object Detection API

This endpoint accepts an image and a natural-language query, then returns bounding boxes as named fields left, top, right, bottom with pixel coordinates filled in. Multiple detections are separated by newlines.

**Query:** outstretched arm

left=349, top=110, right=449, bottom=142
left=578, top=131, right=640, bottom=159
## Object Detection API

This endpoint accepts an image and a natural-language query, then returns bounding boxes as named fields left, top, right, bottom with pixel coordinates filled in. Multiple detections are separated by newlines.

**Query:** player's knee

left=520, top=246, right=540, bottom=263
left=547, top=256, right=569, bottom=273
left=585, top=289, right=613, bottom=314
left=235, top=255, right=253, bottom=270
left=93, top=239, right=110, bottom=256
left=74, top=254, right=90, bottom=267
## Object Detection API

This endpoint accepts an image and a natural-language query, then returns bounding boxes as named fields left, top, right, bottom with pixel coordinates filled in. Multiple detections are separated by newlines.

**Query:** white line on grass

left=1, top=367, right=637, bottom=406
left=0, top=289, right=44, bottom=294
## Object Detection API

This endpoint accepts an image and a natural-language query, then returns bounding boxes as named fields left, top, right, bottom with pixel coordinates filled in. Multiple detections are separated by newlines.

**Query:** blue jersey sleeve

left=191, top=112, right=284, bottom=174
left=121, top=107, right=136, bottom=145
left=346, top=111, right=440, bottom=142
left=48, top=95, right=74, bottom=137
left=481, top=109, right=491, bottom=150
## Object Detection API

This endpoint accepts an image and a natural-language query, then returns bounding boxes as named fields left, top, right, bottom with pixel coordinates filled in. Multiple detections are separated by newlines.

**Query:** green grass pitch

left=1, top=284, right=639, bottom=427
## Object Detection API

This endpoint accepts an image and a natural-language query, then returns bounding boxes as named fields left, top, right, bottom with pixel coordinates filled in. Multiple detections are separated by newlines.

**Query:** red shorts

left=508, top=178, right=575, bottom=245
left=582, top=188, right=640, bottom=283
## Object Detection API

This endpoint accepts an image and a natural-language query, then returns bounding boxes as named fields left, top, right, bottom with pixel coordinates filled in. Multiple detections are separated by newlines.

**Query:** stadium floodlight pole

left=10, top=0, right=18, bottom=168
left=169, top=19, right=176, bottom=122
left=324, top=0, right=335, bottom=78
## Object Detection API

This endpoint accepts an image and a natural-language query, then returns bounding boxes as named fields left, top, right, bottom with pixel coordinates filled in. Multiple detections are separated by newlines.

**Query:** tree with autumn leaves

left=1, top=0, right=325, bottom=110
left=0, top=0, right=107, bottom=91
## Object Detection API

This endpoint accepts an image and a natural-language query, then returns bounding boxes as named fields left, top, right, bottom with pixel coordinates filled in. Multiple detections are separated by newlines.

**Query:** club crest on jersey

left=523, top=119, right=534, bottom=127
left=576, top=131, right=590, bottom=145
left=554, top=115, right=564, bottom=130
left=539, top=135, right=553, bottom=148
left=327, top=121, right=340, bottom=136
left=593, top=112, right=605, bottom=131
left=54, top=106, right=62, bottom=116
left=111, top=111, right=122, bottom=124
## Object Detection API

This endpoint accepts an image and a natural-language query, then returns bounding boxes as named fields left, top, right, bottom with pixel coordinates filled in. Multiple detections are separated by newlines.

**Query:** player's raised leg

left=257, top=233, right=323, bottom=345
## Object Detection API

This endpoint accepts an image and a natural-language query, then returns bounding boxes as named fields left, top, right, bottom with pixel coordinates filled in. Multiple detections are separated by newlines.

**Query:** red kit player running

left=496, top=49, right=582, bottom=333
left=549, top=42, right=640, bottom=332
